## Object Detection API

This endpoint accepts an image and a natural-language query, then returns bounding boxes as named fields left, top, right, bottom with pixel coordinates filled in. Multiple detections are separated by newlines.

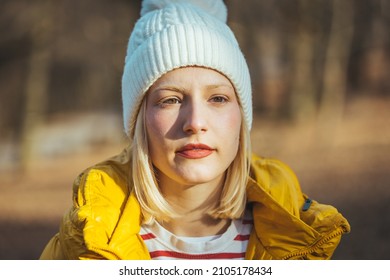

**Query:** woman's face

left=145, top=67, right=242, bottom=187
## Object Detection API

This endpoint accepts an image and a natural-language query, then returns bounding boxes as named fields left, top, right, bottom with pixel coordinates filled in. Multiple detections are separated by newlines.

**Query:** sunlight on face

left=145, top=67, right=242, bottom=188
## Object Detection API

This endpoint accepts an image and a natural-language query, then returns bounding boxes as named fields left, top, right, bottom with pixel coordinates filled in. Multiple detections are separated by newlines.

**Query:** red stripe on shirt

left=149, top=250, right=246, bottom=259
left=234, top=234, right=250, bottom=241
left=140, top=233, right=156, bottom=240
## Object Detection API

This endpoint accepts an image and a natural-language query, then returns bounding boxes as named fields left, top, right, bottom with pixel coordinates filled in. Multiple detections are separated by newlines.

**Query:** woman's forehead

left=150, top=67, right=234, bottom=90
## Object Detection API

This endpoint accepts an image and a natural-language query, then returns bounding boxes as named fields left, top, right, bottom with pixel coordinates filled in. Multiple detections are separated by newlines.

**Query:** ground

left=0, top=95, right=389, bottom=259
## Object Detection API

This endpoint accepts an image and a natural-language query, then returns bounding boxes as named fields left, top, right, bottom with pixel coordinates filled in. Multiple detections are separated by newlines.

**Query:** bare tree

left=317, top=0, right=354, bottom=142
left=20, top=1, right=54, bottom=170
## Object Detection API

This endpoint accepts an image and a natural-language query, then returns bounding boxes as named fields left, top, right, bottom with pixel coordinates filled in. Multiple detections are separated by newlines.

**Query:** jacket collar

left=106, top=192, right=151, bottom=259
left=106, top=176, right=320, bottom=260
left=98, top=177, right=346, bottom=260
left=246, top=177, right=320, bottom=259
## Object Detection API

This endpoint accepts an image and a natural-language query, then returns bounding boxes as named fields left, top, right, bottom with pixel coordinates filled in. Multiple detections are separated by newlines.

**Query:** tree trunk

left=20, top=2, right=53, bottom=171
left=317, top=0, right=354, bottom=142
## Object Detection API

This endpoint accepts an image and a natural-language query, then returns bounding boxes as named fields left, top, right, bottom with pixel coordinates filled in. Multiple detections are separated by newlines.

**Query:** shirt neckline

left=142, top=217, right=244, bottom=254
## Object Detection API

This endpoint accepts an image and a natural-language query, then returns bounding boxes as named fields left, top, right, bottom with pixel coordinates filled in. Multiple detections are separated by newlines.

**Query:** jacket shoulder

left=59, top=147, right=133, bottom=259
left=73, top=147, right=132, bottom=212
left=73, top=146, right=132, bottom=198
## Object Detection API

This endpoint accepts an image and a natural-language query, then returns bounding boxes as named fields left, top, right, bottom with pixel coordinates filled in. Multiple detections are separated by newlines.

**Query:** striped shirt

left=140, top=211, right=253, bottom=260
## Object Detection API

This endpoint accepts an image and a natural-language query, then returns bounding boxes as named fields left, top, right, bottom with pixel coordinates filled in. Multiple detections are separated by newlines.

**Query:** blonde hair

left=131, top=99, right=251, bottom=224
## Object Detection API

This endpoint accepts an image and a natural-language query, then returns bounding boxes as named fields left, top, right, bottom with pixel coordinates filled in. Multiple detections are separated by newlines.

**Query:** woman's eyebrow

left=152, top=85, right=186, bottom=93
left=205, top=84, right=234, bottom=90
left=151, top=84, right=234, bottom=94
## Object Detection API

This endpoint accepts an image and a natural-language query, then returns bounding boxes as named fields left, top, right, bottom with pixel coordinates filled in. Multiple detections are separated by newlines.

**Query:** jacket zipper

left=282, top=226, right=348, bottom=260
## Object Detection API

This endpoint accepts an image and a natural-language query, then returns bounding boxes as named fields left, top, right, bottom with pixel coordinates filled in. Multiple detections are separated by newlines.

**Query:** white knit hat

left=122, top=0, right=252, bottom=137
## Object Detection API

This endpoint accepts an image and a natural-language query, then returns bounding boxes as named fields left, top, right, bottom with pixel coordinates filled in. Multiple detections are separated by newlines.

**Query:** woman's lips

left=176, top=143, right=215, bottom=159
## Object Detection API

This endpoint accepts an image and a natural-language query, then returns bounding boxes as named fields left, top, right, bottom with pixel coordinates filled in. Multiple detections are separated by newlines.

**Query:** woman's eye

left=160, top=97, right=181, bottom=105
left=210, top=96, right=228, bottom=103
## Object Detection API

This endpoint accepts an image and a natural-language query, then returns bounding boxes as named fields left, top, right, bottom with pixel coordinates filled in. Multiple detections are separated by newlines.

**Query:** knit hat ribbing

left=122, top=0, right=252, bottom=137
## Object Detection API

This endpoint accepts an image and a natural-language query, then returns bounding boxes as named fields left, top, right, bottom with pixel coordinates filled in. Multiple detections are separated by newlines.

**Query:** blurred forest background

left=0, top=0, right=389, bottom=259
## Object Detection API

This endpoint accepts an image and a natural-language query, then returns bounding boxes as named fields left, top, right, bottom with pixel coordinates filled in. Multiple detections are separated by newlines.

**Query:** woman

left=40, top=0, right=350, bottom=260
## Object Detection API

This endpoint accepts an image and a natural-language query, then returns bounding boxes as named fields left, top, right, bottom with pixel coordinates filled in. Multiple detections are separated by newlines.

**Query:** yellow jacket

left=40, top=147, right=350, bottom=260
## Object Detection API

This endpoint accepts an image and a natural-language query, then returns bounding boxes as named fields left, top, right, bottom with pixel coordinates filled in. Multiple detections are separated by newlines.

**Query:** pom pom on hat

left=140, top=0, right=228, bottom=22
left=122, top=0, right=252, bottom=137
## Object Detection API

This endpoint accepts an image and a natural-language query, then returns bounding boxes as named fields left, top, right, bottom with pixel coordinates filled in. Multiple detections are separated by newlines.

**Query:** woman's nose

left=182, top=101, right=208, bottom=134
